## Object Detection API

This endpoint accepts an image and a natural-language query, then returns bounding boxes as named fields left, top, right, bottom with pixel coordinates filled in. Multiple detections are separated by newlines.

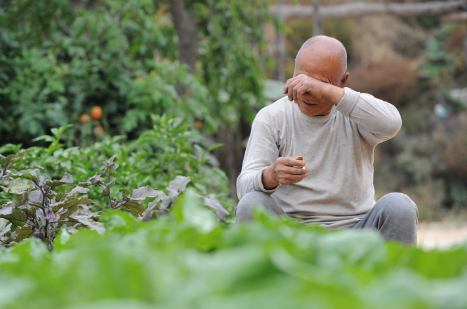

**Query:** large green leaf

left=121, top=201, right=145, bottom=216
left=56, top=197, right=94, bottom=221
left=0, top=208, right=27, bottom=228
left=14, top=226, right=34, bottom=242
left=46, top=173, right=74, bottom=188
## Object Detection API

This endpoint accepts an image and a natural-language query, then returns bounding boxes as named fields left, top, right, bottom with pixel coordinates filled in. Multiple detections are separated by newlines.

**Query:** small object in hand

left=294, top=166, right=306, bottom=173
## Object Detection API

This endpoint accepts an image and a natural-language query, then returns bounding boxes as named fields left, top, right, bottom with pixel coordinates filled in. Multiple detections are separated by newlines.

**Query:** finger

left=278, top=166, right=307, bottom=175
left=296, top=84, right=307, bottom=104
left=282, top=78, right=292, bottom=94
left=287, top=79, right=300, bottom=102
left=293, top=81, right=303, bottom=103
left=283, top=76, right=298, bottom=94
left=281, top=157, right=306, bottom=167
left=278, top=174, right=308, bottom=185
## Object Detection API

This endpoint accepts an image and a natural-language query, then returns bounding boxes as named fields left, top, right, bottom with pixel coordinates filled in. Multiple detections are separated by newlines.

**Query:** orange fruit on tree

left=79, top=113, right=91, bottom=124
left=94, top=125, right=104, bottom=136
left=90, top=106, right=103, bottom=120
left=194, top=120, right=203, bottom=129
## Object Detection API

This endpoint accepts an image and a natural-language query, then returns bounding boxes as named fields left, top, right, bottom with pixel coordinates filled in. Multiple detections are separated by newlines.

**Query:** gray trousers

left=236, top=191, right=418, bottom=245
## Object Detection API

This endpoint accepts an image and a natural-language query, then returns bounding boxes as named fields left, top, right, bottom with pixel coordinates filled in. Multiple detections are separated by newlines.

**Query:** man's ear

left=339, top=72, right=350, bottom=88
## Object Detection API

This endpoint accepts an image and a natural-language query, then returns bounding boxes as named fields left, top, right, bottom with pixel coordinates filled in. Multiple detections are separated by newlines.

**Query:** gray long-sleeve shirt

left=237, top=87, right=402, bottom=228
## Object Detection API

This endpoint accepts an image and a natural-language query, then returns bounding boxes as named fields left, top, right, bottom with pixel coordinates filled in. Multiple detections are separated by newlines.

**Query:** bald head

left=295, top=35, right=348, bottom=83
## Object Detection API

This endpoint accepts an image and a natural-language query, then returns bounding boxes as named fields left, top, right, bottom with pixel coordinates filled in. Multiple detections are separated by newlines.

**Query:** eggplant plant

left=0, top=151, right=228, bottom=249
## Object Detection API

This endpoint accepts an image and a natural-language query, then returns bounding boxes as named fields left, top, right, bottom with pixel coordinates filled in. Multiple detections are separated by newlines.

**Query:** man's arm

left=335, top=87, right=402, bottom=145
left=237, top=117, right=307, bottom=200
left=283, top=74, right=402, bottom=145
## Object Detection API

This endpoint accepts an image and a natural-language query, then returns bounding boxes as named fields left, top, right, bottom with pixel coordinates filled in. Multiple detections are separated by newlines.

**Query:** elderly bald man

left=236, top=35, right=418, bottom=245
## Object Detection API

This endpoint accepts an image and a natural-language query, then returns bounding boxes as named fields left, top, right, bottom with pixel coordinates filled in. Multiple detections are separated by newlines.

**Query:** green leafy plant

left=0, top=123, right=230, bottom=248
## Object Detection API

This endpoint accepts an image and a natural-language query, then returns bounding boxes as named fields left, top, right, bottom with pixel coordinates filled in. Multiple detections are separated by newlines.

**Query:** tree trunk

left=465, top=29, right=467, bottom=70
left=312, top=0, right=322, bottom=36
left=273, top=0, right=286, bottom=81
left=270, top=1, right=467, bottom=20
left=168, top=0, right=198, bottom=74
left=165, top=0, right=245, bottom=200
left=215, top=121, right=248, bottom=201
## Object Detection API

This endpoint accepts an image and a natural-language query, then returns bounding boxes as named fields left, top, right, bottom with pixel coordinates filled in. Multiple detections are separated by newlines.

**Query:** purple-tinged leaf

left=70, top=215, right=105, bottom=234
left=4, top=177, right=34, bottom=194
left=52, top=197, right=94, bottom=221
left=18, top=171, right=38, bottom=182
left=77, top=174, right=104, bottom=187
left=99, top=179, right=115, bottom=198
left=0, top=203, right=13, bottom=215
left=67, top=186, right=89, bottom=197
left=168, top=176, right=191, bottom=193
left=46, top=173, right=74, bottom=188
left=28, top=190, right=42, bottom=205
left=130, top=186, right=165, bottom=200
left=55, top=207, right=66, bottom=217
left=141, top=198, right=161, bottom=222
left=38, top=174, right=50, bottom=187
left=100, top=155, right=117, bottom=174
left=111, top=164, right=119, bottom=173
left=200, top=196, right=229, bottom=222
left=12, top=190, right=31, bottom=208
left=65, top=224, right=79, bottom=234
left=160, top=176, right=190, bottom=210
left=0, top=223, right=12, bottom=237
left=31, top=163, right=44, bottom=169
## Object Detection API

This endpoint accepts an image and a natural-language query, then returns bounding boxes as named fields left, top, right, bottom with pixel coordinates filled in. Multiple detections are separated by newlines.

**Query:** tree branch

left=270, top=1, right=467, bottom=20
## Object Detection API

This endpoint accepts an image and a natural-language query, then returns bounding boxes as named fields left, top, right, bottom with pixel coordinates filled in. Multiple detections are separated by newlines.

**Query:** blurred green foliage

left=0, top=201, right=467, bottom=308
left=0, top=0, right=204, bottom=144
left=0, top=0, right=272, bottom=146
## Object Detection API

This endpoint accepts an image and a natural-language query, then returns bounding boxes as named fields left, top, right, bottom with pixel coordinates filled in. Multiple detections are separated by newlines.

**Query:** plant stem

left=36, top=184, right=49, bottom=240
left=107, top=170, right=113, bottom=209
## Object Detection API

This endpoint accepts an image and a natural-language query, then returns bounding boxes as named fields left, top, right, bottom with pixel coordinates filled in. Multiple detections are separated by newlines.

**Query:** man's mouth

left=302, top=101, right=316, bottom=107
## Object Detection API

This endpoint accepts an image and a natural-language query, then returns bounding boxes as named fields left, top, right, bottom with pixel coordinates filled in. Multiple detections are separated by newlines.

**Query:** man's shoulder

left=255, top=96, right=292, bottom=125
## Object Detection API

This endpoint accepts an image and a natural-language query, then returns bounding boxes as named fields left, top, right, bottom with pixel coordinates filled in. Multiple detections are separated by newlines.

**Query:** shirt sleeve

left=236, top=118, right=280, bottom=200
left=336, top=87, right=402, bottom=146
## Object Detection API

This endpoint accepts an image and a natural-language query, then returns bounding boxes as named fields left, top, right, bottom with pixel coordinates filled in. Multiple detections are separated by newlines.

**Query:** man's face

left=293, top=52, right=347, bottom=116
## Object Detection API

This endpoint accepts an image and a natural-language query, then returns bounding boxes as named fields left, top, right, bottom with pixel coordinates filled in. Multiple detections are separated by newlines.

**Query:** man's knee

left=236, top=191, right=281, bottom=222
left=379, top=192, right=418, bottom=221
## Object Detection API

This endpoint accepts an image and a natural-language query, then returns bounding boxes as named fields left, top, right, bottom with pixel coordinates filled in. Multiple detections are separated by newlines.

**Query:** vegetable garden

left=1, top=124, right=467, bottom=309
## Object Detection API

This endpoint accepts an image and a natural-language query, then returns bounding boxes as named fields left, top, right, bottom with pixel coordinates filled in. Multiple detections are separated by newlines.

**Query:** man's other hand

left=262, top=156, right=308, bottom=189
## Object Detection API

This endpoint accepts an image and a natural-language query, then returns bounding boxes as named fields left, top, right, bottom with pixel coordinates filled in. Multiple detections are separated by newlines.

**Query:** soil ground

left=417, top=221, right=467, bottom=250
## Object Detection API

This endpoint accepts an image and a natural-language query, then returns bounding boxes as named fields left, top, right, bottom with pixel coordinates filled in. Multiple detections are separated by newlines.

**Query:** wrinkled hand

left=282, top=74, right=325, bottom=104
left=262, top=156, right=308, bottom=189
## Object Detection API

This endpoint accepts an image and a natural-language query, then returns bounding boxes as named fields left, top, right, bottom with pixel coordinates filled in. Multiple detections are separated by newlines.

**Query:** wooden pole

left=464, top=30, right=467, bottom=70
left=312, top=0, right=323, bottom=36
left=273, top=0, right=286, bottom=81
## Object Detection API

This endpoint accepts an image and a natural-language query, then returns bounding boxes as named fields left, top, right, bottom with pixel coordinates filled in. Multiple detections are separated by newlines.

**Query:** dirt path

left=417, top=221, right=467, bottom=250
